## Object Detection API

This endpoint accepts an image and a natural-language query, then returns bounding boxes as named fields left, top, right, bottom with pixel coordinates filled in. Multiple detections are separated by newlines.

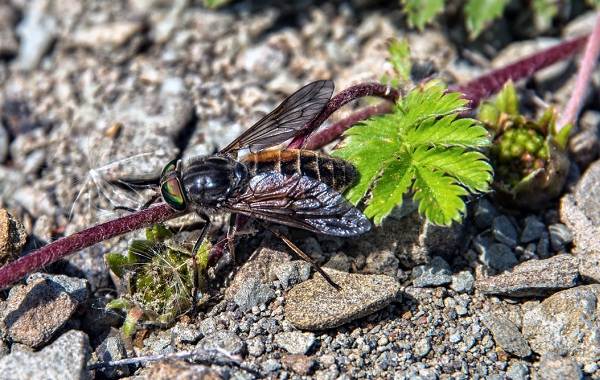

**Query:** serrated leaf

left=388, top=39, right=412, bottom=83
left=334, top=81, right=493, bottom=226
left=495, top=81, right=519, bottom=116
left=401, top=0, right=445, bottom=30
left=465, top=0, right=509, bottom=39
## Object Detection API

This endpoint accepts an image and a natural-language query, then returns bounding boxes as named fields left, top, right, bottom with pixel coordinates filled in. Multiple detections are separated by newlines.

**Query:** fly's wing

left=222, top=172, right=370, bottom=237
left=220, top=80, right=334, bottom=153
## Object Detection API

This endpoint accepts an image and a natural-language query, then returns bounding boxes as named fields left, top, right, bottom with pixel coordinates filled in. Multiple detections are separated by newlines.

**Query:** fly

left=158, top=80, right=371, bottom=289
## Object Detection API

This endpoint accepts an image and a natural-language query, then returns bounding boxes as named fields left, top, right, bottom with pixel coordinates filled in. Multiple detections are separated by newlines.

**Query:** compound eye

left=161, top=159, right=179, bottom=178
left=161, top=176, right=187, bottom=211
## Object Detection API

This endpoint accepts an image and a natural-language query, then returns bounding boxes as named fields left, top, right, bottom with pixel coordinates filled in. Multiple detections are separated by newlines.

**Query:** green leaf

left=203, top=0, right=231, bottom=8
left=586, top=0, right=600, bottom=8
left=532, top=0, right=559, bottom=31
left=465, top=0, right=509, bottom=39
left=495, top=81, right=519, bottom=116
left=333, top=81, right=493, bottom=226
left=106, top=253, right=130, bottom=278
left=388, top=39, right=412, bottom=84
left=401, top=0, right=445, bottom=30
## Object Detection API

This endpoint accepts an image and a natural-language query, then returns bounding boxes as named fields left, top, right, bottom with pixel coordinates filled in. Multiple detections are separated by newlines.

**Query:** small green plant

left=106, top=224, right=211, bottom=336
left=381, top=39, right=412, bottom=88
left=478, top=81, right=572, bottom=209
left=333, top=81, right=492, bottom=226
left=402, top=0, right=445, bottom=31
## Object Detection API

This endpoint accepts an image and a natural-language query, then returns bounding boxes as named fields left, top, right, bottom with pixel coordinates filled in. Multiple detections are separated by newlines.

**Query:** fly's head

left=159, top=159, right=188, bottom=212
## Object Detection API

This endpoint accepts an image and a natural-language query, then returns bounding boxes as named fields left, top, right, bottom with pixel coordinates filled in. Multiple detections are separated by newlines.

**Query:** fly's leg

left=266, top=226, right=341, bottom=291
left=191, top=213, right=210, bottom=313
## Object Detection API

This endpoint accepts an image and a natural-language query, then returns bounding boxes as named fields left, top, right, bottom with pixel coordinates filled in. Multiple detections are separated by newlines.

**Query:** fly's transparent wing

left=223, top=172, right=370, bottom=237
left=220, top=80, right=334, bottom=153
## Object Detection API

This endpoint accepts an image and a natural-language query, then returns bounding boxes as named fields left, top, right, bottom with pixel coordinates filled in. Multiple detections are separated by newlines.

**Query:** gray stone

left=273, top=260, right=311, bottom=289
left=548, top=223, right=573, bottom=251
left=275, top=331, right=316, bottom=354
left=480, top=313, right=531, bottom=358
left=506, top=362, right=529, bottom=380
left=364, top=250, right=399, bottom=277
left=412, top=256, right=452, bottom=287
left=414, top=338, right=431, bottom=358
left=324, top=252, right=352, bottom=272
left=538, top=353, right=583, bottom=380
left=520, top=216, right=546, bottom=243
left=450, top=271, right=475, bottom=293
left=1, top=274, right=88, bottom=348
left=0, top=123, right=7, bottom=164
left=171, top=323, right=202, bottom=344
left=285, top=269, right=400, bottom=330
left=232, top=278, right=276, bottom=312
left=537, top=231, right=551, bottom=258
left=0, top=330, right=91, bottom=380
left=14, top=0, right=57, bottom=71
left=0, top=5, right=18, bottom=57
left=474, top=198, right=498, bottom=229
left=579, top=251, right=600, bottom=283
left=492, top=216, right=518, bottom=248
left=569, top=126, right=599, bottom=167
left=68, top=20, right=145, bottom=50
left=262, top=358, right=282, bottom=373
left=95, top=332, right=129, bottom=378
left=522, top=285, right=600, bottom=363
left=0, top=208, right=27, bottom=266
left=197, top=330, right=245, bottom=356
left=480, top=243, right=518, bottom=272
left=476, top=254, right=580, bottom=297
left=238, top=45, right=287, bottom=79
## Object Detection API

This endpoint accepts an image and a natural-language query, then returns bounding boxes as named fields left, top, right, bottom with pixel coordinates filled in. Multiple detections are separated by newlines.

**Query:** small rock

left=414, top=338, right=431, bottom=358
left=476, top=254, right=579, bottom=297
left=197, top=331, right=245, bottom=356
left=0, top=123, right=8, bottom=164
left=480, top=243, right=518, bottom=272
left=0, top=208, right=27, bottom=265
left=412, top=256, right=452, bottom=287
left=238, top=44, right=287, bottom=79
left=262, top=358, right=282, bottom=373
left=480, top=313, right=531, bottom=358
left=474, top=198, right=498, bottom=229
left=548, top=223, right=573, bottom=251
left=143, top=360, right=220, bottom=379
left=232, top=278, right=276, bottom=312
left=171, top=323, right=202, bottom=344
left=579, top=251, right=600, bottom=283
left=14, top=0, right=57, bottom=71
left=0, top=5, right=18, bottom=57
left=285, top=269, right=399, bottom=330
left=0, top=330, right=91, bottom=379
left=506, top=362, right=529, bottom=380
left=522, top=285, right=600, bottom=363
left=273, top=260, right=311, bottom=289
left=569, top=127, right=599, bottom=168
left=282, top=354, right=317, bottom=375
left=275, top=331, right=316, bottom=354
left=69, top=20, right=145, bottom=50
left=537, top=231, right=551, bottom=258
left=538, top=353, right=583, bottom=380
left=492, top=216, right=518, bottom=248
left=520, top=216, right=546, bottom=243
left=95, top=332, right=129, bottom=378
left=364, top=250, right=399, bottom=277
left=323, top=252, right=352, bottom=272
left=450, top=271, right=475, bottom=293
left=1, top=274, right=88, bottom=348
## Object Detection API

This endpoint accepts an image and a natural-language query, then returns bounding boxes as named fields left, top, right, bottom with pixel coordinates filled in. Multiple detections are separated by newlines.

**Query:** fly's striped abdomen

left=242, top=149, right=357, bottom=193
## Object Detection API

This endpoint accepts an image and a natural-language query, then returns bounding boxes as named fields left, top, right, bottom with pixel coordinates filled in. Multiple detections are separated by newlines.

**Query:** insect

left=158, top=80, right=371, bottom=288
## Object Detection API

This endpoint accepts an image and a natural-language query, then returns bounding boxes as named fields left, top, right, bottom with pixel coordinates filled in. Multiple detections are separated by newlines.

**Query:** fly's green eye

left=161, top=176, right=187, bottom=211
left=161, top=159, right=178, bottom=178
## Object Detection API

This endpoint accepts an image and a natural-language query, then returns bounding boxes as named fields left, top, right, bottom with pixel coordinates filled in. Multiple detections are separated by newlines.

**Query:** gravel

left=412, top=256, right=452, bottom=287
left=520, top=215, right=546, bottom=243
left=0, top=208, right=27, bottom=265
left=274, top=331, right=316, bottom=355
left=492, top=215, right=518, bottom=248
left=480, top=313, right=531, bottom=358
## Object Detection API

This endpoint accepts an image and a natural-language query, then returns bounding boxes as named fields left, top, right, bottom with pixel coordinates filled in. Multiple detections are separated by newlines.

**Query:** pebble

left=414, top=338, right=431, bottom=358
left=506, top=362, right=529, bottom=380
left=492, top=216, right=518, bottom=248
left=0, top=123, right=8, bottom=164
left=232, top=278, right=276, bottom=312
left=324, top=252, right=352, bottom=272
left=480, top=313, right=531, bottom=358
left=364, top=250, right=400, bottom=277
left=197, top=331, right=246, bottom=356
left=1, top=274, right=88, bottom=348
left=548, top=223, right=573, bottom=251
left=0, top=330, right=91, bottom=379
left=412, top=256, right=452, bottom=287
left=171, top=323, right=202, bottom=344
left=0, top=5, right=18, bottom=57
left=579, top=251, right=600, bottom=283
left=522, top=285, right=600, bottom=364
left=520, top=216, right=546, bottom=243
left=273, top=260, right=311, bottom=289
left=473, top=198, right=498, bottom=229
left=14, top=0, right=57, bottom=71
left=479, top=243, right=518, bottom=272
left=538, top=353, right=583, bottom=380
left=262, top=358, right=282, bottom=373
left=238, top=45, right=287, bottom=79
left=274, top=331, right=316, bottom=354
left=282, top=354, right=316, bottom=376
left=284, top=269, right=400, bottom=330
left=94, top=332, right=129, bottom=378
left=0, top=208, right=28, bottom=265
left=536, top=231, right=551, bottom=258
left=476, top=254, right=579, bottom=297
left=450, top=270, right=475, bottom=293
left=69, top=20, right=145, bottom=50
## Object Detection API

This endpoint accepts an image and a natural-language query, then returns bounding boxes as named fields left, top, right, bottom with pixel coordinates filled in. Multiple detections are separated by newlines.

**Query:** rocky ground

left=0, top=1, right=599, bottom=379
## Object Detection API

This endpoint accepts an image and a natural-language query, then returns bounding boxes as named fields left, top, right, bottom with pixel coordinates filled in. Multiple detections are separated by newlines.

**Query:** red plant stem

left=288, top=82, right=399, bottom=148
left=559, top=14, right=600, bottom=130
left=452, top=35, right=588, bottom=107
left=0, top=204, right=178, bottom=289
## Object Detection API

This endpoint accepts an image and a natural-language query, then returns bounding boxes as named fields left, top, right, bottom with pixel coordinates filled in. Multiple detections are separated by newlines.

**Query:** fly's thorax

left=181, top=155, right=248, bottom=207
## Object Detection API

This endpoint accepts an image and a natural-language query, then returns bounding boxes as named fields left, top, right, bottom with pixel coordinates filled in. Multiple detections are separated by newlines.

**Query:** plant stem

left=0, top=204, right=178, bottom=289
left=558, top=13, right=600, bottom=130
left=452, top=35, right=588, bottom=108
